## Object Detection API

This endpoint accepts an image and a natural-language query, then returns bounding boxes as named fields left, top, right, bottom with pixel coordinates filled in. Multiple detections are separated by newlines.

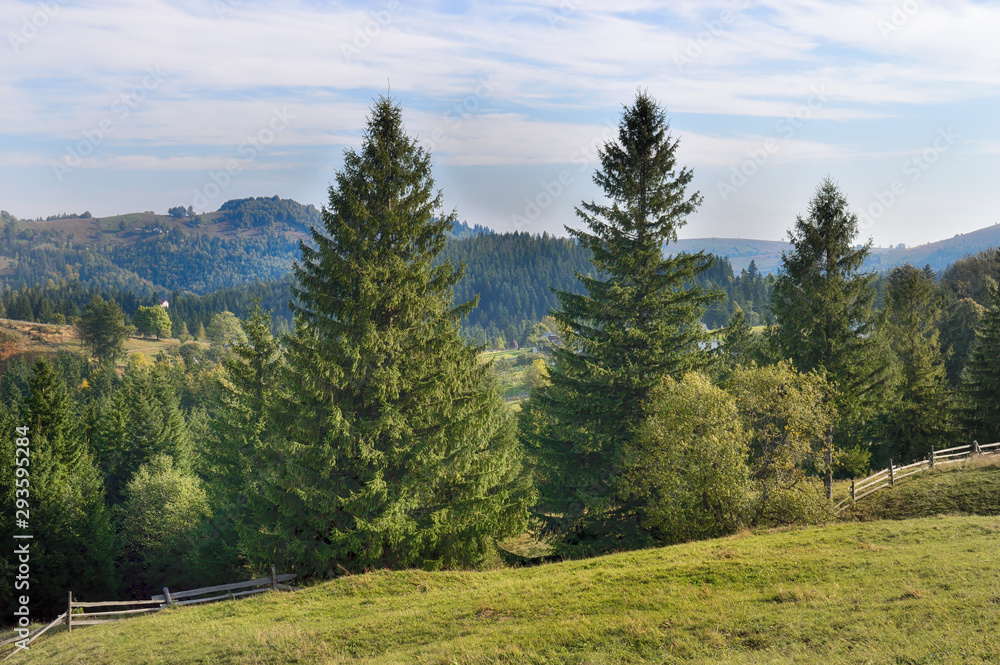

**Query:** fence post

left=851, top=478, right=856, bottom=505
left=824, top=427, right=834, bottom=502
left=270, top=564, right=277, bottom=592
left=163, top=587, right=174, bottom=607
left=973, top=440, right=981, bottom=455
left=67, top=591, right=72, bottom=633
left=889, top=459, right=894, bottom=487
left=930, top=446, right=935, bottom=469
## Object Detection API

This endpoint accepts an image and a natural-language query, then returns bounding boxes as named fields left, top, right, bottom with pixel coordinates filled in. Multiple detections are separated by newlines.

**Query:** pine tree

left=206, top=302, right=282, bottom=576
left=880, top=264, right=953, bottom=461
left=524, top=92, right=717, bottom=554
left=7, top=359, right=116, bottom=616
left=769, top=180, right=897, bottom=456
left=721, top=307, right=753, bottom=369
left=246, top=97, right=533, bottom=576
left=76, top=295, right=130, bottom=362
left=963, top=284, right=1000, bottom=441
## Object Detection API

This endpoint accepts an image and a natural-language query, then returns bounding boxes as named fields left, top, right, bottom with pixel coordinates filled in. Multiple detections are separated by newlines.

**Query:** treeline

left=218, top=196, right=320, bottom=231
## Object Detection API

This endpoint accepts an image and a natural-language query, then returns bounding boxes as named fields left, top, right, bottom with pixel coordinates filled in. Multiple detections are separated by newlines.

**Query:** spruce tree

left=206, top=302, right=282, bottom=576
left=881, top=264, right=953, bottom=461
left=524, top=92, right=717, bottom=554
left=963, top=284, right=1000, bottom=441
left=246, top=98, right=533, bottom=576
left=770, top=180, right=896, bottom=441
left=5, top=359, right=116, bottom=616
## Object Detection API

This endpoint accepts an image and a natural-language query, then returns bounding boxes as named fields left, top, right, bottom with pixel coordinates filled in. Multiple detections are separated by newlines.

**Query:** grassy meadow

left=16, top=513, right=1000, bottom=664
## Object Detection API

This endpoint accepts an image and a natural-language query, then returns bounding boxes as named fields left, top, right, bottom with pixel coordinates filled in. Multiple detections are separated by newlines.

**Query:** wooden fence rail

left=2, top=566, right=295, bottom=660
left=836, top=441, right=999, bottom=513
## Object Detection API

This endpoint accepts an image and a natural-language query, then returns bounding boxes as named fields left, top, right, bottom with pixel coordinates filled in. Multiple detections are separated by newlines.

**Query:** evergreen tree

left=3, top=359, right=116, bottom=616
left=963, top=284, right=1000, bottom=441
left=769, top=179, right=897, bottom=490
left=76, top=295, right=131, bottom=363
left=720, top=307, right=753, bottom=369
left=246, top=97, right=533, bottom=576
left=880, top=264, right=953, bottom=462
left=524, top=92, right=717, bottom=554
left=206, top=302, right=282, bottom=577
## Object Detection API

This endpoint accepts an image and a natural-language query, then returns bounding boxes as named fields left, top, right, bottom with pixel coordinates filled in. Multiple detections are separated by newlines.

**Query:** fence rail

left=2, top=566, right=295, bottom=660
left=835, top=440, right=999, bottom=513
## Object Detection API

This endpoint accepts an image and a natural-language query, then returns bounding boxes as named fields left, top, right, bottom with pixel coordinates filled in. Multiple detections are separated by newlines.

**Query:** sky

left=1, top=0, right=999, bottom=246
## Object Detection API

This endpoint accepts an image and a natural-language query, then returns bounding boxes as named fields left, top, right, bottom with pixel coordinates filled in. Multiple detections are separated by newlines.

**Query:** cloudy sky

left=2, top=0, right=998, bottom=245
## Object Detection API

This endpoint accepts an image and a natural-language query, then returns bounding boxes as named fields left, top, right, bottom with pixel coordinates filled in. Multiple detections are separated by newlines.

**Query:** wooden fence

left=835, top=440, right=1000, bottom=513
left=2, top=567, right=295, bottom=659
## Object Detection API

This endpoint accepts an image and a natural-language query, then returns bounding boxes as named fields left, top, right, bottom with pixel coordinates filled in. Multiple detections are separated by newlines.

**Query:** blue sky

left=2, top=0, right=999, bottom=245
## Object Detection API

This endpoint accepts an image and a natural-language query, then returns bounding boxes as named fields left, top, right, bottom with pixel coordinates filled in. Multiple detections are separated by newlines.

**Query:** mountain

left=672, top=223, right=1000, bottom=274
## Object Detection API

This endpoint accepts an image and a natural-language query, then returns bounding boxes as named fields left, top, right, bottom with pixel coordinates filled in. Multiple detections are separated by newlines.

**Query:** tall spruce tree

left=2, top=359, right=116, bottom=616
left=769, top=179, right=897, bottom=490
left=245, top=97, right=532, bottom=576
left=963, top=283, right=1000, bottom=441
left=880, top=264, right=953, bottom=462
left=524, top=92, right=717, bottom=554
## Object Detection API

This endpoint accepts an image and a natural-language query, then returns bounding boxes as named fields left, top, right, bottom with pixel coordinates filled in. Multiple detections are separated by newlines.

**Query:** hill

left=673, top=223, right=1000, bottom=275
left=669, top=238, right=793, bottom=273
left=17, top=515, right=1000, bottom=663
left=840, top=455, right=1000, bottom=522
left=867, top=223, right=1000, bottom=273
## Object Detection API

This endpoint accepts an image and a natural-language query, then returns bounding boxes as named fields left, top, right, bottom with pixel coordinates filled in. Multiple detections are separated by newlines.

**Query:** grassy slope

left=841, top=456, right=1000, bottom=521
left=0, top=318, right=184, bottom=369
left=21, top=515, right=1000, bottom=664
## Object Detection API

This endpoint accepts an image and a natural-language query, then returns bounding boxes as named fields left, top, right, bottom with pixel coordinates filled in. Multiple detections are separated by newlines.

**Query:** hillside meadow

left=16, top=514, right=1000, bottom=664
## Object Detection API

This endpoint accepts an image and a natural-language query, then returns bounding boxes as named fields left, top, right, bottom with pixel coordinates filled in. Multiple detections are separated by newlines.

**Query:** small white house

left=159, top=300, right=169, bottom=309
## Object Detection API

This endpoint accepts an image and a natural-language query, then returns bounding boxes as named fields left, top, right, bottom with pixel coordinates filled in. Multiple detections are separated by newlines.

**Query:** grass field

left=840, top=455, right=1000, bottom=522
left=0, top=318, right=187, bottom=369
left=16, top=514, right=1000, bottom=664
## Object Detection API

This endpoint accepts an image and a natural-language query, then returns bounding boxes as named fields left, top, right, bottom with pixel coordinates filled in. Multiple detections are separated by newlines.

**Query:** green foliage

left=434, top=231, right=595, bottom=344
left=76, top=294, right=132, bottom=362
left=769, top=179, right=897, bottom=447
left=0, top=359, right=116, bottom=618
left=90, top=356, right=191, bottom=503
left=726, top=362, right=834, bottom=527
left=879, top=264, right=954, bottom=462
left=246, top=98, right=533, bottom=576
left=133, top=305, right=172, bottom=339
left=114, top=455, right=212, bottom=598
left=962, top=284, right=1000, bottom=441
left=526, top=92, right=717, bottom=554
left=938, top=249, right=999, bottom=384
left=219, top=195, right=321, bottom=231
left=205, top=302, right=283, bottom=578
left=620, top=373, right=750, bottom=544
left=206, top=311, right=245, bottom=348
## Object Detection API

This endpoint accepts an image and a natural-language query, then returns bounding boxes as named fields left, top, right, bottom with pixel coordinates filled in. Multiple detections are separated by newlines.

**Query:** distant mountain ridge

left=671, top=223, right=1000, bottom=274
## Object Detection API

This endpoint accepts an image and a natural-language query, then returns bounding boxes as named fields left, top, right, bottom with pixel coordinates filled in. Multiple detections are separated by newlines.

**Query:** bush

left=619, top=373, right=750, bottom=545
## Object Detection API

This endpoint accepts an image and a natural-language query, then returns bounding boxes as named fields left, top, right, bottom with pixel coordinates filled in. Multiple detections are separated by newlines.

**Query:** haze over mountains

left=6, top=196, right=997, bottom=279
left=672, top=223, right=1000, bottom=274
